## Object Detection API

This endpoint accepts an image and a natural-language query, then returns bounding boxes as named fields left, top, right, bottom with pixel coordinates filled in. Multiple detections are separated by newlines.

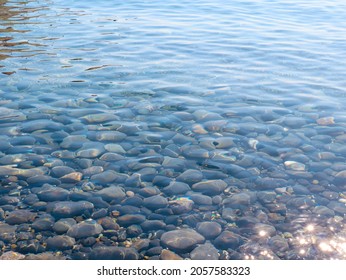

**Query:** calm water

left=0, top=0, right=346, bottom=260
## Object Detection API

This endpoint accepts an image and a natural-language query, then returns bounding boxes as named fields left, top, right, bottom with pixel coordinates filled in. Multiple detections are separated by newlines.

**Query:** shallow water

left=0, top=0, right=346, bottom=260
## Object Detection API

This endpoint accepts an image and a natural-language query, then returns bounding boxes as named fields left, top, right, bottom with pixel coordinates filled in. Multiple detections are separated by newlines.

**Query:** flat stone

left=176, top=169, right=203, bottom=185
left=36, top=185, right=69, bottom=202
left=95, top=186, right=126, bottom=203
left=90, top=247, right=138, bottom=260
left=117, top=214, right=146, bottom=227
left=160, top=249, right=183, bottom=260
left=192, top=180, right=227, bottom=195
left=5, top=210, right=37, bottom=225
left=196, top=221, right=222, bottom=239
left=49, top=201, right=94, bottom=218
left=143, top=195, right=168, bottom=210
left=190, top=243, right=219, bottom=260
left=0, top=251, right=25, bottom=260
left=53, top=218, right=77, bottom=234
left=60, top=172, right=83, bottom=183
left=67, top=220, right=103, bottom=238
left=163, top=181, right=190, bottom=195
left=213, top=231, right=243, bottom=250
left=46, top=235, right=76, bottom=250
left=161, top=229, right=205, bottom=253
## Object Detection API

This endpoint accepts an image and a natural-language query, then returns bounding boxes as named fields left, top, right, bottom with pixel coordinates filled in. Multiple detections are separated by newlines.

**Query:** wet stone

left=126, top=224, right=143, bottom=237
left=5, top=210, right=36, bottom=225
left=0, top=196, right=20, bottom=206
left=163, top=181, right=190, bottom=195
left=53, top=218, right=77, bottom=234
left=190, top=243, right=219, bottom=260
left=51, top=166, right=75, bottom=178
left=253, top=223, right=276, bottom=237
left=46, top=235, right=76, bottom=251
left=27, top=175, right=60, bottom=187
left=257, top=191, right=276, bottom=204
left=49, top=201, right=94, bottom=218
left=31, top=215, right=55, bottom=231
left=143, top=195, right=168, bottom=210
left=161, top=229, right=205, bottom=253
left=36, top=185, right=69, bottom=202
left=91, top=171, right=120, bottom=185
left=20, top=120, right=63, bottom=133
left=192, top=180, right=227, bottom=195
left=223, top=192, right=253, bottom=206
left=160, top=249, right=183, bottom=260
left=213, top=231, right=243, bottom=250
left=169, top=198, right=194, bottom=214
left=60, top=172, right=83, bottom=183
left=0, top=222, right=16, bottom=241
left=90, top=247, right=138, bottom=260
left=327, top=201, right=346, bottom=215
left=117, top=214, right=146, bottom=227
left=312, top=206, right=335, bottom=217
left=0, top=251, right=25, bottom=260
left=268, top=236, right=289, bottom=256
left=176, top=169, right=203, bottom=185
left=67, top=220, right=103, bottom=239
left=333, top=170, right=346, bottom=186
left=196, top=221, right=222, bottom=239
left=95, top=186, right=126, bottom=203
left=189, top=193, right=213, bottom=205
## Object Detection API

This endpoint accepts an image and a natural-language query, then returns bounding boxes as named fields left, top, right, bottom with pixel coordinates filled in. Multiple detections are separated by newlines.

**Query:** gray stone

left=5, top=210, right=36, bottom=225
left=196, top=221, right=222, bottom=239
left=214, top=231, right=243, bottom=250
left=90, top=247, right=138, bottom=260
left=46, top=235, right=76, bottom=250
left=49, top=201, right=94, bottom=218
left=67, top=220, right=103, bottom=238
left=53, top=218, right=77, bottom=234
left=176, top=169, right=203, bottom=185
left=161, top=229, right=205, bottom=252
left=192, top=180, right=227, bottom=195
left=143, top=195, right=168, bottom=210
left=190, top=243, right=219, bottom=260
left=95, top=186, right=126, bottom=203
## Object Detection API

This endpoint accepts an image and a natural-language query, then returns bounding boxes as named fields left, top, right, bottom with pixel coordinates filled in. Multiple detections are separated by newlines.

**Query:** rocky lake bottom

left=1, top=0, right=346, bottom=260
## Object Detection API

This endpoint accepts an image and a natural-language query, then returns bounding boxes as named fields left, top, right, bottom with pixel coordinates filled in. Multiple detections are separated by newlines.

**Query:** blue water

left=1, top=0, right=346, bottom=260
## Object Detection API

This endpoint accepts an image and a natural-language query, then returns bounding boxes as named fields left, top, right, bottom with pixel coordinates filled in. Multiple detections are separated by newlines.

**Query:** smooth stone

left=333, top=170, right=346, bottom=186
left=284, top=161, right=305, bottom=171
left=24, top=252, right=66, bottom=260
left=99, top=152, right=125, bottom=161
left=0, top=251, right=25, bottom=260
left=192, top=180, right=227, bottom=195
left=189, top=193, right=213, bottom=205
left=49, top=201, right=94, bottom=218
left=83, top=166, right=104, bottom=177
left=125, top=173, right=142, bottom=188
left=253, top=223, right=276, bottom=237
left=5, top=210, right=36, bottom=225
left=140, top=220, right=166, bottom=231
left=222, top=192, right=253, bottom=206
left=60, top=135, right=89, bottom=150
left=162, top=157, right=186, bottom=171
left=268, top=236, right=289, bottom=255
left=67, top=220, right=103, bottom=238
left=90, top=247, right=138, bottom=260
left=196, top=221, right=222, bottom=239
left=169, top=198, right=194, bottom=214
left=176, top=169, right=203, bottom=185
left=327, top=201, right=346, bottom=215
left=90, top=171, right=120, bottom=185
left=126, top=224, right=143, bottom=237
left=95, top=186, right=126, bottom=203
left=213, top=231, right=243, bottom=250
left=95, top=131, right=126, bottom=142
left=53, top=218, right=77, bottom=234
left=91, top=208, right=108, bottom=219
left=143, top=195, right=168, bottom=210
left=51, top=166, right=75, bottom=178
left=104, top=144, right=126, bottom=153
left=31, top=215, right=55, bottom=231
left=27, top=175, right=60, bottom=187
left=20, top=120, right=63, bottom=133
left=98, top=217, right=120, bottom=230
left=163, top=181, right=190, bottom=195
left=312, top=206, right=335, bottom=217
left=160, top=249, right=183, bottom=260
left=10, top=136, right=36, bottom=146
left=60, top=172, right=83, bottom=183
left=161, top=229, right=205, bottom=253
left=257, top=191, right=276, bottom=204
left=117, top=214, right=146, bottom=227
left=80, top=113, right=119, bottom=124
left=0, top=196, right=20, bottom=206
left=36, top=185, right=69, bottom=202
left=0, top=222, right=16, bottom=241
left=190, top=243, right=219, bottom=260
left=46, top=235, right=76, bottom=250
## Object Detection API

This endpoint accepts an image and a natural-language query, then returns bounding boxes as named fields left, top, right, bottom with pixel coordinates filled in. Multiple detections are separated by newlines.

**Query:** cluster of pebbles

left=0, top=89, right=346, bottom=260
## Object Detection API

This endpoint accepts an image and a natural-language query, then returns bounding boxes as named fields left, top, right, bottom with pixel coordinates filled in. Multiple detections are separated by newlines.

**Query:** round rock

left=67, top=220, right=103, bottom=239
left=161, top=229, right=205, bottom=253
left=196, top=221, right=222, bottom=239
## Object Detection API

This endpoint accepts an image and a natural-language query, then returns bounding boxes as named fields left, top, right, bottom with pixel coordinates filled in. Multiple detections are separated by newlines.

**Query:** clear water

left=1, top=0, right=346, bottom=260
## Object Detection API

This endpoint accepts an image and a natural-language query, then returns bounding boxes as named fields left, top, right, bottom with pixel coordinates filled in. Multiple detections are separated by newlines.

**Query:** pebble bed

left=1, top=0, right=346, bottom=260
